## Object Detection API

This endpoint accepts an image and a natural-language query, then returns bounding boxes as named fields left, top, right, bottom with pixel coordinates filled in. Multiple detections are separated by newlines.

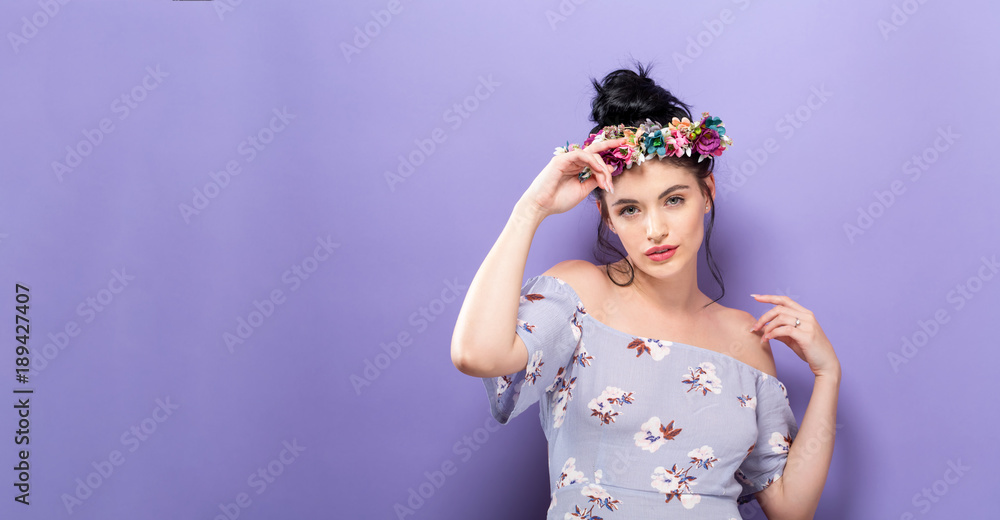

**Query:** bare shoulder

left=718, top=306, right=779, bottom=379
left=540, top=260, right=608, bottom=308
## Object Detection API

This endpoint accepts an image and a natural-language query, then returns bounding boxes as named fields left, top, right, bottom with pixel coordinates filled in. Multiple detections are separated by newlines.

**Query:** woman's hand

left=749, top=294, right=841, bottom=379
left=519, top=137, right=625, bottom=218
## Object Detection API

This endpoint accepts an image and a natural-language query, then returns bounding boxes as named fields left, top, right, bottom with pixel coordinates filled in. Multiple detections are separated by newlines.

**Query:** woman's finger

left=576, top=153, right=611, bottom=191
left=752, top=293, right=810, bottom=314
left=751, top=306, right=784, bottom=332
left=588, top=153, right=613, bottom=184
left=585, top=136, right=626, bottom=153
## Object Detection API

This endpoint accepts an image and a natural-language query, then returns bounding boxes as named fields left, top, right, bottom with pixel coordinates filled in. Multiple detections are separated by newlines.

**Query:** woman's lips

left=646, top=246, right=677, bottom=261
left=645, top=245, right=677, bottom=255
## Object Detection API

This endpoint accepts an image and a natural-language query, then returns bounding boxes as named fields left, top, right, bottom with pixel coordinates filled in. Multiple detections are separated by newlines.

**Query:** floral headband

left=553, top=111, right=733, bottom=181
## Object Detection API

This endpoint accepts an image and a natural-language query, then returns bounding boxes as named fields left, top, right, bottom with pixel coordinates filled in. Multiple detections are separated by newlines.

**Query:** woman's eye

left=619, top=198, right=684, bottom=217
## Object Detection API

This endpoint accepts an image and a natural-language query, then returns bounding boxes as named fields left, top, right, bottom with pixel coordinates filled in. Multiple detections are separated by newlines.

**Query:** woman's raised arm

left=450, top=138, right=623, bottom=377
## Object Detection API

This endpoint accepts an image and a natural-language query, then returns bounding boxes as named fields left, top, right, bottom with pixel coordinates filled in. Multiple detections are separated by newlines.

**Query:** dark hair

left=586, top=59, right=724, bottom=308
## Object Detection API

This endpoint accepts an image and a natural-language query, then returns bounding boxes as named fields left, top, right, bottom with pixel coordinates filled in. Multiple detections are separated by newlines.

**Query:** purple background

left=1, top=0, right=997, bottom=518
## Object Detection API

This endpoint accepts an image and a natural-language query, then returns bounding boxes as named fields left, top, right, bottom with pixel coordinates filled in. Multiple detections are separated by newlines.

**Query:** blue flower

left=643, top=129, right=666, bottom=157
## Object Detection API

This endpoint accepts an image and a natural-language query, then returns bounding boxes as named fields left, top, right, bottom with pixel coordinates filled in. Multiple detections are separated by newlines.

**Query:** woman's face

left=601, top=160, right=715, bottom=277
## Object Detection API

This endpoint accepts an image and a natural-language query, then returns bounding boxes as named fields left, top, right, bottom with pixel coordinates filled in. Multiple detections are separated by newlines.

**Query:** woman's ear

left=596, top=201, right=617, bottom=234
left=706, top=172, right=717, bottom=211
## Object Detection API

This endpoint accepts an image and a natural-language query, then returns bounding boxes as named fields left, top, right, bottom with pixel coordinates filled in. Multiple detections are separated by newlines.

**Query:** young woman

left=451, top=62, right=840, bottom=519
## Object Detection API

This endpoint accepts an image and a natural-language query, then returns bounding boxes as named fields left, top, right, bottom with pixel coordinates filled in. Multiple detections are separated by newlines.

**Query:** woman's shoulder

left=540, top=259, right=603, bottom=281
left=713, top=305, right=779, bottom=379
left=539, top=260, right=608, bottom=308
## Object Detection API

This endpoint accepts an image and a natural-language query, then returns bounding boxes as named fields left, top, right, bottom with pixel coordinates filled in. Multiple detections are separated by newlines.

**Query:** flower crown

left=554, top=111, right=733, bottom=181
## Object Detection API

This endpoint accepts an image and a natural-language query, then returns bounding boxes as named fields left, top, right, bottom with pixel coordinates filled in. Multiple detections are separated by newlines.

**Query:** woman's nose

left=646, top=215, right=667, bottom=240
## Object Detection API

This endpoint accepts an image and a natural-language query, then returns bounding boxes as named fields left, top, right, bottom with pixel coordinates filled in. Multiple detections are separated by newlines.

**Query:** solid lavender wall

left=0, top=1, right=996, bottom=519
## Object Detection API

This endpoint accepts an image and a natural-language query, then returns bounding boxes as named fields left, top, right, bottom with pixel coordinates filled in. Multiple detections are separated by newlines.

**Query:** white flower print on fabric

left=571, top=307, right=585, bottom=342
left=495, top=375, right=512, bottom=400
left=681, top=361, right=723, bottom=395
left=626, top=337, right=671, bottom=361
left=565, top=504, right=603, bottom=519
left=634, top=417, right=683, bottom=453
left=769, top=431, right=793, bottom=454
left=737, top=394, right=757, bottom=409
left=650, top=464, right=700, bottom=508
left=557, top=457, right=589, bottom=489
left=516, top=318, right=536, bottom=334
left=648, top=442, right=719, bottom=509
left=547, top=367, right=578, bottom=429
left=680, top=493, right=702, bottom=509
left=573, top=340, right=594, bottom=368
left=566, top=465, right=623, bottom=518
left=546, top=366, right=571, bottom=393
left=524, top=350, right=544, bottom=385
left=580, top=481, right=622, bottom=512
left=588, top=386, right=635, bottom=425
left=687, top=445, right=719, bottom=470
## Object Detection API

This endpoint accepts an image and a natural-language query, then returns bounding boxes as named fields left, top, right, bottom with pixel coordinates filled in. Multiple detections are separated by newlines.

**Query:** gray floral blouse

left=482, top=275, right=799, bottom=519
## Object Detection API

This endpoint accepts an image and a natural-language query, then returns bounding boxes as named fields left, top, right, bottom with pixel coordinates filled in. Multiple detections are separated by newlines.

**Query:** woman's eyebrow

left=611, top=185, right=690, bottom=207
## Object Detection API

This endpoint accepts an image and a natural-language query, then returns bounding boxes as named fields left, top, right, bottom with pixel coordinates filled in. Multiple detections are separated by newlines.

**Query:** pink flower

left=665, top=129, right=689, bottom=157
left=693, top=128, right=721, bottom=156
left=600, top=150, right=626, bottom=176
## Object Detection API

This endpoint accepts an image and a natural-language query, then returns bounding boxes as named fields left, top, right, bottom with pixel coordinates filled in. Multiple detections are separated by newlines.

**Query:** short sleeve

left=736, top=375, right=799, bottom=504
left=481, top=275, right=583, bottom=425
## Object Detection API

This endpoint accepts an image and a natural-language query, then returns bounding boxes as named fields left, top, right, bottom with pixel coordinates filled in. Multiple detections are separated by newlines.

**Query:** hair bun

left=588, top=60, right=693, bottom=134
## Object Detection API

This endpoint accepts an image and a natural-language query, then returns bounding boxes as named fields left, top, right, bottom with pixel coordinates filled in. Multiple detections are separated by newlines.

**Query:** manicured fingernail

left=750, top=294, right=758, bottom=298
